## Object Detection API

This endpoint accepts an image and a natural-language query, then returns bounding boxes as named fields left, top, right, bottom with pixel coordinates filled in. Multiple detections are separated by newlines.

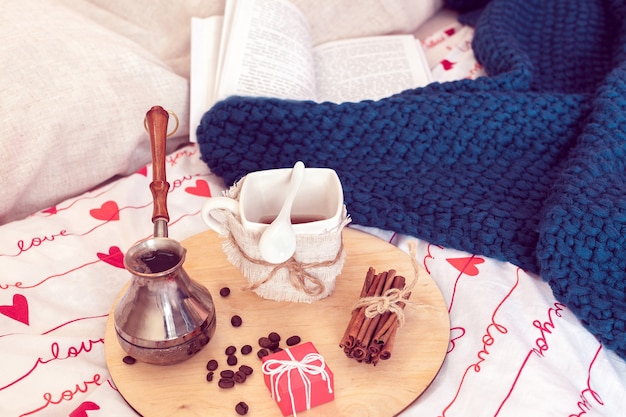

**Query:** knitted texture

left=197, top=0, right=626, bottom=359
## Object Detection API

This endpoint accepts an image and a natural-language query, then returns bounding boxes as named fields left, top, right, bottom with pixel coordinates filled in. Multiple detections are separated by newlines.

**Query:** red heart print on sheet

left=441, top=59, right=455, bottom=71
left=445, top=27, right=456, bottom=37
left=42, top=206, right=58, bottom=215
left=69, top=401, right=101, bottom=417
left=185, top=179, right=212, bottom=197
left=136, top=165, right=148, bottom=176
left=97, top=246, right=125, bottom=269
left=446, top=256, right=485, bottom=276
left=90, top=201, right=120, bottom=221
left=0, top=294, right=29, bottom=325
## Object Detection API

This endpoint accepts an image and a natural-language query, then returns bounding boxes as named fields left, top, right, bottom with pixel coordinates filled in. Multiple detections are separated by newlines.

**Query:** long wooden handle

left=145, top=106, right=170, bottom=223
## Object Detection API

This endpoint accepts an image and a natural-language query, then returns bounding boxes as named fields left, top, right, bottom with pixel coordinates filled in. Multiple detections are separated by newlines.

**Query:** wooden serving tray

left=105, top=227, right=450, bottom=416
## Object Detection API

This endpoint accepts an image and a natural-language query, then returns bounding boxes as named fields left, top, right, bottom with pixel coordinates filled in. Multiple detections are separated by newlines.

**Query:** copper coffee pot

left=113, top=106, right=216, bottom=365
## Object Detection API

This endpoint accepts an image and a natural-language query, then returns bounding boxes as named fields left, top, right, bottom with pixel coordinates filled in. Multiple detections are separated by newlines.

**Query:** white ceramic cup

left=201, top=167, right=344, bottom=234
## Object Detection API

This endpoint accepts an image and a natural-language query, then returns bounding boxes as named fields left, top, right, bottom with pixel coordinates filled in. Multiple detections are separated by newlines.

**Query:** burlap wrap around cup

left=214, top=178, right=350, bottom=303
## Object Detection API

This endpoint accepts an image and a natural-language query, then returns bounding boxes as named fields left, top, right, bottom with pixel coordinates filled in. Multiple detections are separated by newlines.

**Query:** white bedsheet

left=2, top=143, right=625, bottom=417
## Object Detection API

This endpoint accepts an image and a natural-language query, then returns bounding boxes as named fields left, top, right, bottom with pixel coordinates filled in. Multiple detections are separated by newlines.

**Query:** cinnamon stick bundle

left=339, top=267, right=411, bottom=365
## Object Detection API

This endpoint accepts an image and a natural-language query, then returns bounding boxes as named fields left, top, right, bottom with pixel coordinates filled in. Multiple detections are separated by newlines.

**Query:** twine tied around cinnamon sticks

left=339, top=242, right=419, bottom=365
left=350, top=279, right=415, bottom=327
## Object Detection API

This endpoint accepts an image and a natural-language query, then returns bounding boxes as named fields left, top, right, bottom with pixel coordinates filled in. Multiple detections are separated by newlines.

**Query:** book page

left=189, top=15, right=223, bottom=142
left=212, top=0, right=236, bottom=105
left=215, top=0, right=317, bottom=103
left=313, top=35, right=432, bottom=103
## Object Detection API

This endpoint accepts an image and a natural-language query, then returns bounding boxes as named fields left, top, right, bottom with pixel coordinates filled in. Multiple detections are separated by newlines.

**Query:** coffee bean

left=219, top=287, right=231, bottom=297
left=206, top=359, right=219, bottom=371
left=227, top=354, right=238, bottom=366
left=122, top=355, right=136, bottom=365
left=286, top=335, right=301, bottom=346
left=268, top=331, right=281, bottom=343
left=241, top=344, right=253, bottom=355
left=218, top=378, right=235, bottom=389
left=235, top=401, right=249, bottom=415
left=206, top=371, right=214, bottom=382
left=230, top=315, right=243, bottom=327
left=220, top=369, right=235, bottom=378
left=239, top=365, right=254, bottom=375
left=273, top=347, right=283, bottom=353
left=225, top=345, right=237, bottom=355
left=257, top=348, right=269, bottom=359
left=258, top=336, right=273, bottom=348
left=234, top=370, right=247, bottom=383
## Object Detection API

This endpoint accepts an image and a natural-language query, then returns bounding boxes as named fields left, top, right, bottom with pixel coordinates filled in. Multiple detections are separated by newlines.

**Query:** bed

left=1, top=0, right=625, bottom=416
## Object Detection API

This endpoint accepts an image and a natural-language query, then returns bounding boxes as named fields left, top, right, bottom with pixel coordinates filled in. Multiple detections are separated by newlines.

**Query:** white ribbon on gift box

left=262, top=348, right=333, bottom=417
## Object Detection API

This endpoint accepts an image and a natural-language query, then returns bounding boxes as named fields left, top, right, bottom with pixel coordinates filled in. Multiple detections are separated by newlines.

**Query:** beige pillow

left=0, top=0, right=220, bottom=224
left=0, top=0, right=440, bottom=224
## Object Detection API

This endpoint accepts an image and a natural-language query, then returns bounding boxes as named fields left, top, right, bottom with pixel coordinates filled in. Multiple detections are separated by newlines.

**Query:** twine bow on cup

left=262, top=349, right=333, bottom=417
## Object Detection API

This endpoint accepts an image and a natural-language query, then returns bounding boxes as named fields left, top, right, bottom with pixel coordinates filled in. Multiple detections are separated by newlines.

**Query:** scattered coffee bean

left=225, top=345, right=237, bottom=355
left=218, top=378, right=235, bottom=389
left=122, top=355, right=136, bottom=365
left=219, top=287, right=231, bottom=297
left=241, top=344, right=253, bottom=355
left=206, top=371, right=214, bottom=382
left=220, top=369, right=235, bottom=378
left=230, top=315, right=243, bottom=327
left=257, top=348, right=269, bottom=359
left=239, top=365, right=254, bottom=375
left=206, top=359, right=219, bottom=371
left=268, top=331, right=281, bottom=343
left=286, top=335, right=301, bottom=346
left=235, top=401, right=249, bottom=415
left=258, top=336, right=273, bottom=348
left=227, top=354, right=238, bottom=366
left=234, top=370, right=247, bottom=383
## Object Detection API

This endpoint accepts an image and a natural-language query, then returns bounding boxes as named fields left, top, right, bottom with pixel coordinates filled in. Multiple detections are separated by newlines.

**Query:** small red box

left=262, top=341, right=334, bottom=416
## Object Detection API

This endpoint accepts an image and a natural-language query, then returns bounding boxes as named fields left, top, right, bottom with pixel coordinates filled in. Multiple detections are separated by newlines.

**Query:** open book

left=189, top=0, right=432, bottom=141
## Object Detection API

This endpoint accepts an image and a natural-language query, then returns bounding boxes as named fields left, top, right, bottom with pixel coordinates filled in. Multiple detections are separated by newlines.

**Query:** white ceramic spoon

left=258, top=161, right=305, bottom=264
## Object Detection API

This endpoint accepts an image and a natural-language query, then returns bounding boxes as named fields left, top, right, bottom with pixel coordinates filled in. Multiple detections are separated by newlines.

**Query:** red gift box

left=262, top=341, right=334, bottom=416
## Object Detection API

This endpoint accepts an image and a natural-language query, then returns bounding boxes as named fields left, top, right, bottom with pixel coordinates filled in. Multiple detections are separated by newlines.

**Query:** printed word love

left=9, top=230, right=69, bottom=257
left=569, top=345, right=604, bottom=417
left=19, top=374, right=103, bottom=416
left=1, top=338, right=104, bottom=391
left=532, top=302, right=565, bottom=357
left=166, top=147, right=199, bottom=166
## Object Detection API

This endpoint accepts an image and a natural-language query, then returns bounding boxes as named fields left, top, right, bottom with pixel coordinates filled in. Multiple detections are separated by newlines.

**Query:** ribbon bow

left=262, top=349, right=333, bottom=417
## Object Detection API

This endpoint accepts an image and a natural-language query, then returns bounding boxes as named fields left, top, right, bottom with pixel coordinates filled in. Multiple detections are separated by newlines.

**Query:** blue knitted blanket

left=196, top=0, right=626, bottom=359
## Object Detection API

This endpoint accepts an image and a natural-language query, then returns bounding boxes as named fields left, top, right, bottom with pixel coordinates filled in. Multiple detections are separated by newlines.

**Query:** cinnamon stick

left=354, top=271, right=388, bottom=346
left=339, top=267, right=377, bottom=352
left=378, top=325, right=398, bottom=362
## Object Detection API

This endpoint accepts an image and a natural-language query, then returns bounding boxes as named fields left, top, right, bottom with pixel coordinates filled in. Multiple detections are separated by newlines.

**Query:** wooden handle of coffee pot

left=145, top=106, right=170, bottom=226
